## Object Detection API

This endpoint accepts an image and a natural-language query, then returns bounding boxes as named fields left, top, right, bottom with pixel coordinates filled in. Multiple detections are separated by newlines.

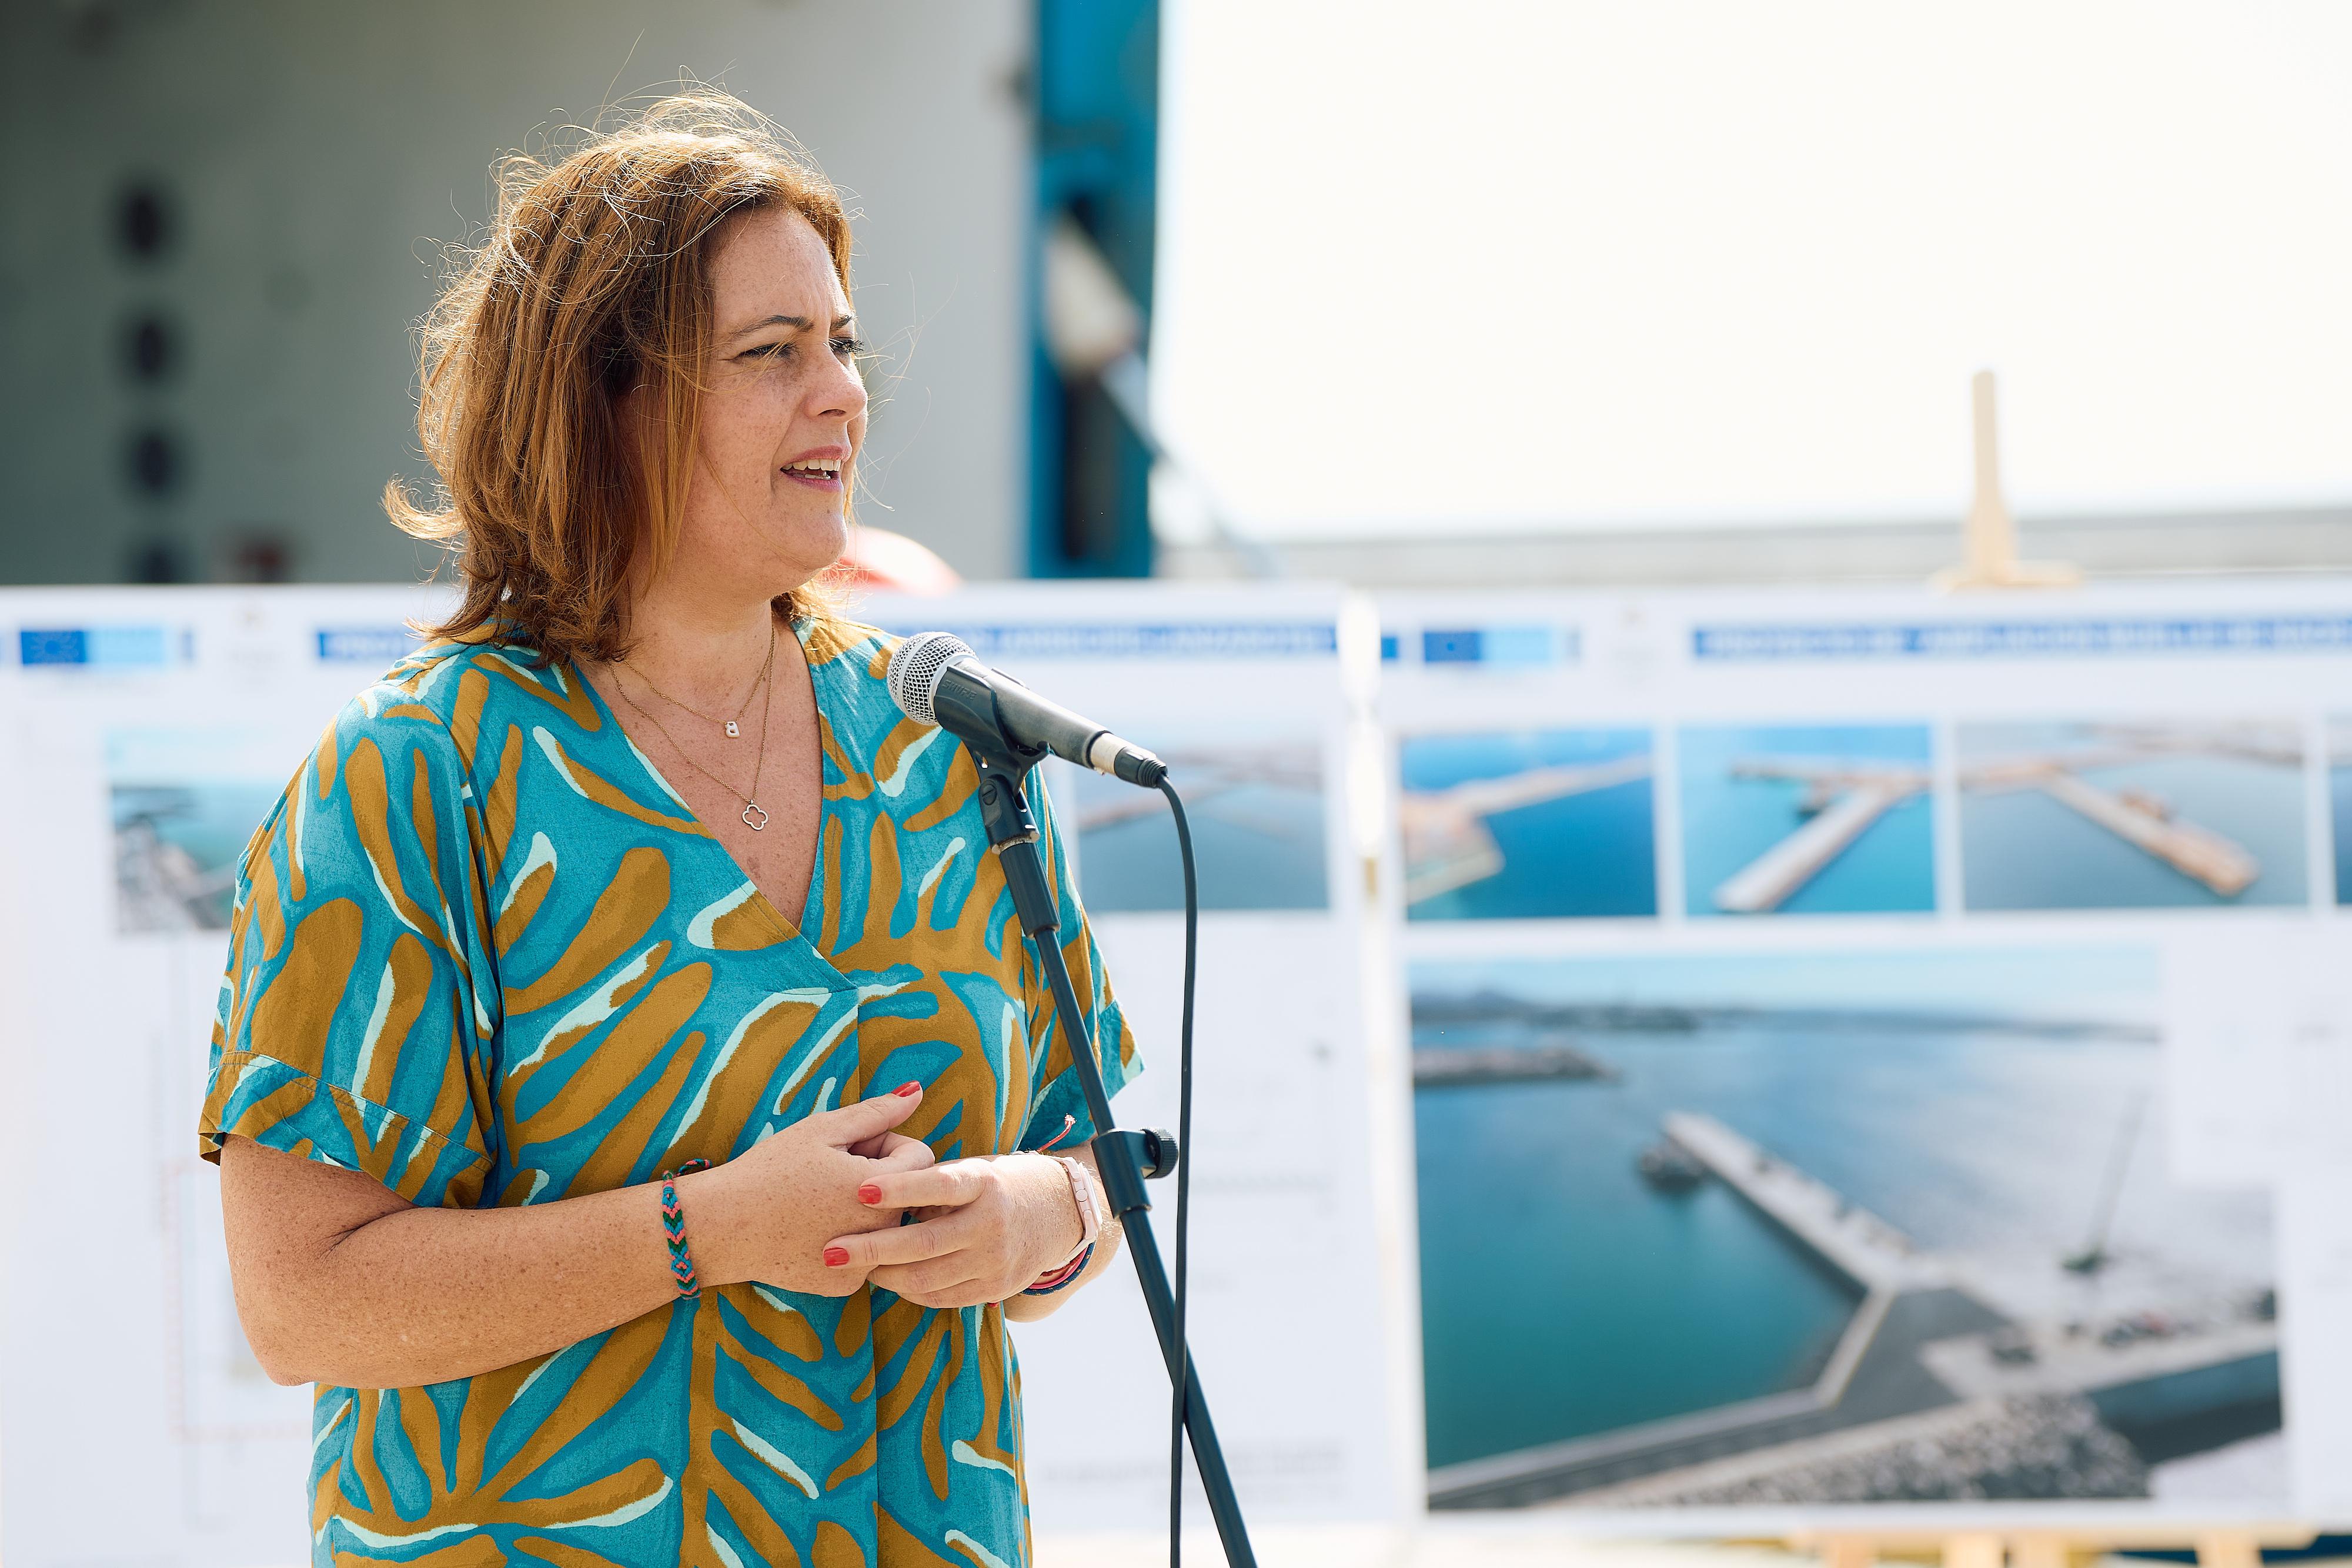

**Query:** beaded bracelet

left=660, top=1158, right=713, bottom=1299
left=1020, top=1156, right=1105, bottom=1296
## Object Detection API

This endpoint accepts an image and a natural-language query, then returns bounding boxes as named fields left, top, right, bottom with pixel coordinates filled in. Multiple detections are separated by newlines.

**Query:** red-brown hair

left=388, top=90, right=851, bottom=667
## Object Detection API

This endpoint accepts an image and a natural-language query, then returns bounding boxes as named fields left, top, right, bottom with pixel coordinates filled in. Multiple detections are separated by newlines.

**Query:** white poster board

left=0, top=586, right=445, bottom=1566
left=0, top=581, right=1421, bottom=1564
left=1377, top=579, right=2352, bottom=1529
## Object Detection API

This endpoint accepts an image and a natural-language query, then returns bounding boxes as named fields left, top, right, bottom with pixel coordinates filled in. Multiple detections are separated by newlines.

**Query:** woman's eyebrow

left=729, top=312, right=856, bottom=339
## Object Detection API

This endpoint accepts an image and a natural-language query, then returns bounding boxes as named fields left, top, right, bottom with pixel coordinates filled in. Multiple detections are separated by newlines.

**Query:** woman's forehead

left=714, top=206, right=847, bottom=320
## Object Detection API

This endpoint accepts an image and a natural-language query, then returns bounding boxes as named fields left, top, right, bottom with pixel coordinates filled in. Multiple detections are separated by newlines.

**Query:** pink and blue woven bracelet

left=660, top=1158, right=713, bottom=1298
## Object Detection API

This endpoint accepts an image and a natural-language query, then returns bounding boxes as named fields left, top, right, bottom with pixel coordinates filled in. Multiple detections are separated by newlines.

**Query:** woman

left=202, top=92, right=1139, bottom=1567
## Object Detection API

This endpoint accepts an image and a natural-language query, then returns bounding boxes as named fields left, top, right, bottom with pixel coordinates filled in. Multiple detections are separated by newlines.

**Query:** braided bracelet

left=1023, top=1243, right=1093, bottom=1296
left=660, top=1158, right=713, bottom=1299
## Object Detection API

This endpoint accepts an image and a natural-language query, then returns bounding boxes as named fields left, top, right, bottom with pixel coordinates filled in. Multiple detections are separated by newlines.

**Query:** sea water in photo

left=1061, top=738, right=1330, bottom=912
left=1401, top=727, right=1656, bottom=920
left=1413, top=948, right=2277, bottom=1497
left=1678, top=722, right=1935, bottom=917
left=1960, top=720, right=2307, bottom=910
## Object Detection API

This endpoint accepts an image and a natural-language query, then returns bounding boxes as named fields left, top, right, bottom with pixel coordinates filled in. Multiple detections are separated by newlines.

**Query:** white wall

left=0, top=0, right=1031, bottom=586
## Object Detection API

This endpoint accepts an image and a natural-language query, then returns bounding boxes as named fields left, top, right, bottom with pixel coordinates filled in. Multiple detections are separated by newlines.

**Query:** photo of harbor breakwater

left=1412, top=947, right=2280, bottom=1508
left=1399, top=728, right=1657, bottom=920
left=1677, top=723, right=1936, bottom=917
left=106, top=727, right=294, bottom=934
left=1957, top=720, right=2307, bottom=910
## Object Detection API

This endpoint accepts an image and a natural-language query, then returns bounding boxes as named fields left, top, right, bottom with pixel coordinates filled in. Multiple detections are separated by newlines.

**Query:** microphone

left=886, top=632, right=1166, bottom=787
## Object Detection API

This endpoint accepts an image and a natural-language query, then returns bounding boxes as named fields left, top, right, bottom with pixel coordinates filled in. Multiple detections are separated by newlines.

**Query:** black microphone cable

left=1158, top=777, right=1198, bottom=1568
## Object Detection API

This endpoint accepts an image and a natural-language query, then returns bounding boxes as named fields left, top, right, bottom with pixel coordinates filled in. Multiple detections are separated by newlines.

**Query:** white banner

left=1378, top=579, right=2352, bottom=1529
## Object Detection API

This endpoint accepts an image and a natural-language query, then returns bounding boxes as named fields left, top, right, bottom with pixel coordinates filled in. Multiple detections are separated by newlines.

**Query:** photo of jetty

left=1958, top=720, right=2306, bottom=909
left=2331, top=717, right=2351, bottom=905
left=1412, top=947, right=2281, bottom=1509
left=1679, top=724, right=1935, bottom=916
left=1399, top=728, right=1656, bottom=920
left=1063, top=734, right=1329, bottom=912
left=106, top=727, right=293, bottom=934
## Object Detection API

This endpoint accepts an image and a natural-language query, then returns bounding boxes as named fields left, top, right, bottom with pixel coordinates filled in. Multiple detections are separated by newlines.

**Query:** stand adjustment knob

left=1140, top=1128, right=1180, bottom=1179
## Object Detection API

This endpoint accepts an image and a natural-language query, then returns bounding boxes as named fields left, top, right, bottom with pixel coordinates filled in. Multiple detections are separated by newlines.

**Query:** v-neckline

left=569, top=616, right=833, bottom=955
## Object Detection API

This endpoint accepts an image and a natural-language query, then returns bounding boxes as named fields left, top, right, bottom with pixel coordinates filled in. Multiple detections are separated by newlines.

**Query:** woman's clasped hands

left=684, top=1081, right=1087, bottom=1307
left=824, top=1145, right=1088, bottom=1309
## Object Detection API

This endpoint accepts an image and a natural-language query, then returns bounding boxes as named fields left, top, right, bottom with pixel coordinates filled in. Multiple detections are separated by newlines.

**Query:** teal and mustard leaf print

left=200, top=617, right=1139, bottom=1566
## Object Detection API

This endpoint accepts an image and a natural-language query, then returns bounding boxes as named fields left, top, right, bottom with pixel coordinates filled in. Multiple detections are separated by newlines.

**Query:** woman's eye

left=742, top=342, right=789, bottom=362
left=831, top=336, right=866, bottom=358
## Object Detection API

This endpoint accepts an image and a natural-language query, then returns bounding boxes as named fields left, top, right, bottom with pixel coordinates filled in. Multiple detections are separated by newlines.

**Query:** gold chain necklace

left=620, top=618, right=777, bottom=740
left=612, top=654, right=776, bottom=831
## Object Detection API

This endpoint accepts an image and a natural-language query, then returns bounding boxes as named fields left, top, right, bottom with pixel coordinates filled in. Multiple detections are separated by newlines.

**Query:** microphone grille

left=886, top=631, right=975, bottom=727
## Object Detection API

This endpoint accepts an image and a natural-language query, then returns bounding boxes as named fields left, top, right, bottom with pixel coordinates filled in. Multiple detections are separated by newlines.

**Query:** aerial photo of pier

left=1399, top=728, right=1657, bottom=920
left=1678, top=723, right=1936, bottom=916
left=1958, top=720, right=2306, bottom=909
left=106, top=727, right=291, bottom=934
left=1412, top=948, right=2281, bottom=1508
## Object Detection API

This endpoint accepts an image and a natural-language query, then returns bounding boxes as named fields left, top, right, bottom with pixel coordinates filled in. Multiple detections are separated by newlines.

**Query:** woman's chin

left=751, top=509, right=850, bottom=588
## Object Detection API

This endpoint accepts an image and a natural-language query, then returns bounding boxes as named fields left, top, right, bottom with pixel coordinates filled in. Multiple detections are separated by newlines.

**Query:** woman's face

left=661, top=203, right=868, bottom=598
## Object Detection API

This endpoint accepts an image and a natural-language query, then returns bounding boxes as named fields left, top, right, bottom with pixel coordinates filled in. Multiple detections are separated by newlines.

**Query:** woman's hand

left=686, top=1082, right=937, bottom=1297
left=820, top=1153, right=1083, bottom=1309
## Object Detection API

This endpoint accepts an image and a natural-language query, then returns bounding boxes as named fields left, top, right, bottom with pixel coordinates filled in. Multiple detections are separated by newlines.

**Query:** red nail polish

left=857, top=1182, right=882, bottom=1205
left=823, top=1246, right=850, bottom=1267
left=893, top=1081, right=921, bottom=1097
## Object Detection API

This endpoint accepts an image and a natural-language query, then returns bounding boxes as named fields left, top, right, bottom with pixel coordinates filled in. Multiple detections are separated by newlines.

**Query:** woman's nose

left=813, top=350, right=868, bottom=422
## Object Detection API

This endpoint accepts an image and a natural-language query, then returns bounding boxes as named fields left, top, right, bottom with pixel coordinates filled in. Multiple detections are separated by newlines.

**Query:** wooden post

left=2011, top=1533, right=2074, bottom=1568
left=1945, top=1533, right=2006, bottom=1568
left=2194, top=1533, right=2263, bottom=1568
left=1932, top=370, right=2080, bottom=590
left=1817, top=1536, right=1879, bottom=1568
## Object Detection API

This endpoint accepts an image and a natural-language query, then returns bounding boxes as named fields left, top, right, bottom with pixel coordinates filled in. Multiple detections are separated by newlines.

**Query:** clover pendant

left=741, top=800, right=770, bottom=831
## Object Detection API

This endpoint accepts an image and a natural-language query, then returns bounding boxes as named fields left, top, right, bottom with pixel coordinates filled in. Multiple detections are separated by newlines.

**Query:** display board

left=4, top=577, right=2347, bottom=1562
left=0, top=586, right=444, bottom=1566
left=0, top=582, right=1419, bottom=1564
left=1378, top=580, right=2352, bottom=1526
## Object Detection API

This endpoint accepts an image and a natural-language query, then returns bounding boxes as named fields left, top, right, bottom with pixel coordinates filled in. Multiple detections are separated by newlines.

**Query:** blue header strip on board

left=885, top=623, right=1338, bottom=658
left=1419, top=626, right=1574, bottom=667
left=317, top=627, right=422, bottom=663
left=17, top=627, right=173, bottom=668
left=1693, top=615, right=2352, bottom=661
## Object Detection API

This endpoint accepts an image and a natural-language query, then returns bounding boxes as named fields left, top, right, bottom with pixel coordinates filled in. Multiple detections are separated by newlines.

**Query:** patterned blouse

left=198, top=615, right=1140, bottom=1568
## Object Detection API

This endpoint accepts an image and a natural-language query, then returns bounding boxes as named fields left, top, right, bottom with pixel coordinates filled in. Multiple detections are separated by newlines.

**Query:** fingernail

left=857, top=1182, right=882, bottom=1205
left=823, top=1246, right=850, bottom=1267
left=892, top=1081, right=921, bottom=1097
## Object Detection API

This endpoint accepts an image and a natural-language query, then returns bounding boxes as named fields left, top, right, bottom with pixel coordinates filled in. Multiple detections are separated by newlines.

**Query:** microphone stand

left=970, top=748, right=1259, bottom=1568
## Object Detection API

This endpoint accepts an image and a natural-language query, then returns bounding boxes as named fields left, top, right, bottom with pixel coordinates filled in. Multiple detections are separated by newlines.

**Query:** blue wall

left=1027, top=0, right=1158, bottom=578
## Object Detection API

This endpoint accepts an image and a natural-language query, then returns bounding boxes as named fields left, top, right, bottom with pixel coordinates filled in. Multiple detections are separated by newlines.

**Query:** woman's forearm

left=225, top=1137, right=709, bottom=1389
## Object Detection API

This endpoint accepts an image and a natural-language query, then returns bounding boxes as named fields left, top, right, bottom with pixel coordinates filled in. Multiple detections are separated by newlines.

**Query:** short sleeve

left=1017, top=771, right=1143, bottom=1151
left=199, top=697, right=500, bottom=1209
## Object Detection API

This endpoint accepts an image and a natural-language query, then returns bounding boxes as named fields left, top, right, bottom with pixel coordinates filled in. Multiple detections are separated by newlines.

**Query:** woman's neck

left=611, top=575, right=792, bottom=711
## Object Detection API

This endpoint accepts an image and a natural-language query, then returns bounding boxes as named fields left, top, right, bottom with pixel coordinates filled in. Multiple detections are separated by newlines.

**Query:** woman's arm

left=222, top=1085, right=935, bottom=1389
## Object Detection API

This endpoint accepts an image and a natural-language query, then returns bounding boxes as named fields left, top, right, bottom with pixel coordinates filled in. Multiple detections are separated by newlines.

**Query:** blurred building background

left=1, top=0, right=2347, bottom=591
left=0, top=0, right=1155, bottom=587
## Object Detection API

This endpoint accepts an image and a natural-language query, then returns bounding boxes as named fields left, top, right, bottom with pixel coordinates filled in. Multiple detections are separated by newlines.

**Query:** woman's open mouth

left=780, top=459, right=845, bottom=491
